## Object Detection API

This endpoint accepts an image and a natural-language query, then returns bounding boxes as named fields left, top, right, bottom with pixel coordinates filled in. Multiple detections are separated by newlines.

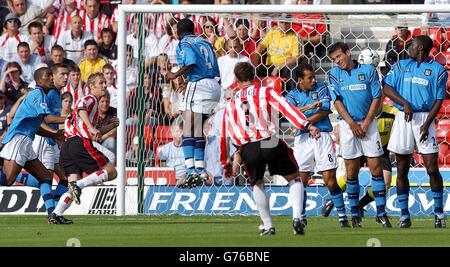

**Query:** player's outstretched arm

left=78, top=109, right=102, bottom=142
left=36, top=123, right=63, bottom=141
left=43, top=114, right=66, bottom=124
left=165, top=65, right=192, bottom=81
left=6, top=93, right=27, bottom=126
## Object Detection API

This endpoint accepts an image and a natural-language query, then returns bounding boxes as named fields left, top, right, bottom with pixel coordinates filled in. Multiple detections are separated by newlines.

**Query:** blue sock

left=182, top=136, right=196, bottom=175
left=346, top=179, right=360, bottom=217
left=330, top=186, right=346, bottom=218
left=194, top=137, right=206, bottom=174
left=397, top=187, right=410, bottom=219
left=432, top=187, right=444, bottom=215
left=15, top=172, right=39, bottom=187
left=371, top=175, right=386, bottom=216
left=39, top=180, right=55, bottom=216
left=301, top=190, right=307, bottom=218
left=0, top=171, right=7, bottom=186
left=54, top=180, right=68, bottom=202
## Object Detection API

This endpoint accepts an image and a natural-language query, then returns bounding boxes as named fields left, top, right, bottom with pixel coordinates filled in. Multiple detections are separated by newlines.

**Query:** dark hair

left=101, top=27, right=113, bottom=37
left=51, top=44, right=65, bottom=53
left=328, top=42, right=350, bottom=56
left=126, top=44, right=134, bottom=55
left=234, top=62, right=255, bottom=82
left=235, top=19, right=250, bottom=30
left=34, top=67, right=53, bottom=84
left=414, top=35, right=434, bottom=55
left=6, top=61, right=22, bottom=75
left=84, top=39, right=98, bottom=49
left=295, top=64, right=314, bottom=81
left=28, top=21, right=43, bottom=34
left=177, top=18, right=195, bottom=37
left=165, top=18, right=179, bottom=37
left=61, top=91, right=73, bottom=101
left=51, top=63, right=69, bottom=75
left=103, top=63, right=115, bottom=72
left=17, top=41, right=30, bottom=51
left=68, top=64, right=81, bottom=73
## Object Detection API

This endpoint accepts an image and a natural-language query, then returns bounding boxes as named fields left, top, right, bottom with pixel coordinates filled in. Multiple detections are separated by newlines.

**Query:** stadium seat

left=436, top=119, right=450, bottom=142
left=438, top=99, right=450, bottom=118
left=154, top=125, right=173, bottom=144
left=439, top=142, right=450, bottom=167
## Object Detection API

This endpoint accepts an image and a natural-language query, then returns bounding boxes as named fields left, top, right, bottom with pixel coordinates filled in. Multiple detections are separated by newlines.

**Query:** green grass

left=0, top=215, right=449, bottom=247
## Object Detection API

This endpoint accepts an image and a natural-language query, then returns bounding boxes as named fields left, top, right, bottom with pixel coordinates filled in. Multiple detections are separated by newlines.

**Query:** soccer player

left=165, top=18, right=221, bottom=187
left=0, top=67, right=66, bottom=222
left=220, top=62, right=320, bottom=236
left=322, top=98, right=397, bottom=218
left=51, top=72, right=119, bottom=223
left=286, top=64, right=349, bottom=228
left=383, top=35, right=447, bottom=228
left=328, top=42, right=391, bottom=228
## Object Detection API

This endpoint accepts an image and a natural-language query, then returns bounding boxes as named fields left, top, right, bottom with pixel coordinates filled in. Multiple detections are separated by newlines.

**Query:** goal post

left=116, top=4, right=450, bottom=216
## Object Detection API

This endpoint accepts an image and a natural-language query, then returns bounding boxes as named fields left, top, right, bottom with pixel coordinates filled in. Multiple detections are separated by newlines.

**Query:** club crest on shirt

left=358, top=74, right=365, bottom=81
left=40, top=103, right=47, bottom=109
left=424, top=69, right=432, bottom=76
left=385, top=121, right=391, bottom=128
left=311, top=92, right=318, bottom=100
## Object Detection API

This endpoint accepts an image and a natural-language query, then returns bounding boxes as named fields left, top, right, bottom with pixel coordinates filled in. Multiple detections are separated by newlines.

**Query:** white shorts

left=293, top=132, right=338, bottom=172
left=32, top=135, right=58, bottom=170
left=0, top=135, right=37, bottom=167
left=339, top=119, right=384, bottom=159
left=388, top=111, right=439, bottom=155
left=179, top=78, right=221, bottom=115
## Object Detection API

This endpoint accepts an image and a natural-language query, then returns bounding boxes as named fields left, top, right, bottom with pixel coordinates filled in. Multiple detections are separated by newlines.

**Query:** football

left=358, top=47, right=380, bottom=67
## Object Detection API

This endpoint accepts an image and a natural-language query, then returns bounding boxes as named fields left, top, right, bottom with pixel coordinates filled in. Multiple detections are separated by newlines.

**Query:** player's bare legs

left=2, top=159, right=24, bottom=186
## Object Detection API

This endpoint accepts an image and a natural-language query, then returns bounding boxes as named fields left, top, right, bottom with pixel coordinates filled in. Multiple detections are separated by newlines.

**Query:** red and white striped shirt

left=220, top=84, right=310, bottom=166
left=52, top=7, right=81, bottom=39
left=80, top=11, right=112, bottom=42
left=65, top=95, right=98, bottom=140
left=62, top=83, right=89, bottom=109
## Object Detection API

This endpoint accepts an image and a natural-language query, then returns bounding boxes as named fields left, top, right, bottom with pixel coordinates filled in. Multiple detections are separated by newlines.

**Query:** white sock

left=54, top=192, right=73, bottom=216
left=253, top=183, right=272, bottom=229
left=76, top=170, right=108, bottom=189
left=289, top=179, right=304, bottom=220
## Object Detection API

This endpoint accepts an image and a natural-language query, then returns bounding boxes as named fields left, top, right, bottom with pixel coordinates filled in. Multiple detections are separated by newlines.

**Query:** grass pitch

left=0, top=215, right=449, bottom=247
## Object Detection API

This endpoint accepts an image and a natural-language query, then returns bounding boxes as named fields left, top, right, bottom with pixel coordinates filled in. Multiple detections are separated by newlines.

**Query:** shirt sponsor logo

left=411, top=77, right=429, bottom=86
left=342, top=84, right=367, bottom=91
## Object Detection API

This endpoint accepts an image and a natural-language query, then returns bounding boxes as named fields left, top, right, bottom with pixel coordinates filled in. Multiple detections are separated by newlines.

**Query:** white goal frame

left=116, top=4, right=450, bottom=216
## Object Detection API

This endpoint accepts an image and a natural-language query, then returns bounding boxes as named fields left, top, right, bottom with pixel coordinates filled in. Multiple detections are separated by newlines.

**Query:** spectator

left=291, top=0, right=328, bottom=59
left=103, top=64, right=117, bottom=108
left=48, top=44, right=76, bottom=68
left=28, top=21, right=56, bottom=64
left=157, top=18, right=179, bottom=66
left=231, top=19, right=258, bottom=61
left=252, top=13, right=302, bottom=92
left=51, top=0, right=81, bottom=40
left=200, top=16, right=225, bottom=57
left=98, top=28, right=117, bottom=62
left=13, top=41, right=42, bottom=84
left=125, top=44, right=138, bottom=92
left=79, top=39, right=106, bottom=83
left=7, top=0, right=55, bottom=34
left=126, top=15, right=159, bottom=67
left=218, top=38, right=249, bottom=90
left=59, top=91, right=73, bottom=130
left=96, top=92, right=117, bottom=156
left=0, top=13, right=30, bottom=62
left=0, top=91, right=12, bottom=148
left=62, top=65, right=87, bottom=108
left=0, top=5, right=9, bottom=36
left=162, top=65, right=183, bottom=121
left=384, top=25, right=412, bottom=74
left=0, top=62, right=28, bottom=106
left=157, top=120, right=189, bottom=186
left=126, top=135, right=153, bottom=167
left=57, top=15, right=94, bottom=65
left=80, top=0, right=112, bottom=43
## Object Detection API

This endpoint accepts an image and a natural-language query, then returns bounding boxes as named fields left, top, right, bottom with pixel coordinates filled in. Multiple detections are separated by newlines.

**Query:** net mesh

left=122, top=11, right=450, bottom=216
